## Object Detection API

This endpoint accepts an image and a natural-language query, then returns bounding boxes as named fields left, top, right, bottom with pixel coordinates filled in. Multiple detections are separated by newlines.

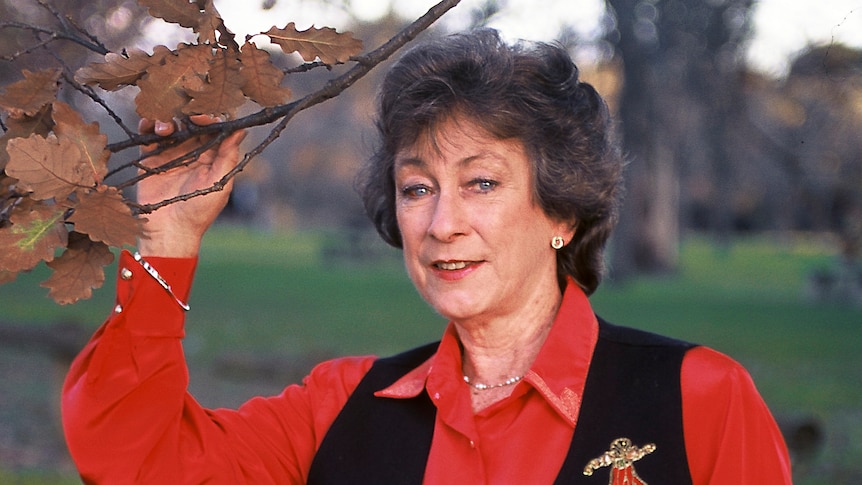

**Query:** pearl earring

left=551, top=236, right=565, bottom=250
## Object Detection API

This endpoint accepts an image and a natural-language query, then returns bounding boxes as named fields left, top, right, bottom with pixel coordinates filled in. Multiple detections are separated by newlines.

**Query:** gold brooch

left=583, top=438, right=656, bottom=485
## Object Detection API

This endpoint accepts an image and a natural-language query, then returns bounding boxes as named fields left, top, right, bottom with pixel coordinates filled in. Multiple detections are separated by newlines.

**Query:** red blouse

left=62, top=250, right=791, bottom=484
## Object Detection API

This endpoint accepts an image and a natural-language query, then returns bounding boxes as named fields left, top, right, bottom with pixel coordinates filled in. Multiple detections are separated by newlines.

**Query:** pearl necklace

left=462, top=373, right=524, bottom=391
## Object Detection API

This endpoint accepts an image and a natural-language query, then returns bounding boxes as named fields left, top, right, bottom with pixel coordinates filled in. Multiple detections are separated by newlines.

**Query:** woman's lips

left=430, top=260, right=483, bottom=280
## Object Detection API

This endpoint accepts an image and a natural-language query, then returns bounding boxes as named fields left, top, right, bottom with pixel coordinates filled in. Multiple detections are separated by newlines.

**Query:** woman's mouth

left=434, top=261, right=471, bottom=270
left=430, top=260, right=484, bottom=281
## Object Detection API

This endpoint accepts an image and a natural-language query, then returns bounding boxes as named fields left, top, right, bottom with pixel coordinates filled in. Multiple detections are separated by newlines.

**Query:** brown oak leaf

left=184, top=49, right=245, bottom=116
left=0, top=69, right=61, bottom=118
left=0, top=202, right=68, bottom=273
left=68, top=185, right=142, bottom=247
left=139, top=0, right=203, bottom=29
left=5, top=134, right=88, bottom=200
left=265, top=23, right=363, bottom=65
left=139, top=0, right=222, bottom=44
left=239, top=41, right=291, bottom=107
left=52, top=101, right=109, bottom=184
left=0, top=104, right=53, bottom=170
left=42, top=231, right=115, bottom=305
left=135, top=44, right=213, bottom=121
left=196, top=0, right=226, bottom=45
left=74, top=47, right=171, bottom=91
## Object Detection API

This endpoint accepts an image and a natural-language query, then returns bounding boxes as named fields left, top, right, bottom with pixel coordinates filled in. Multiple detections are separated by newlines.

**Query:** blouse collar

left=375, top=278, right=599, bottom=427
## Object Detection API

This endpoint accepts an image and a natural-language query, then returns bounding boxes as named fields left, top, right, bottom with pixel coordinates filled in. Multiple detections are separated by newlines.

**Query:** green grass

left=1, top=227, right=860, bottom=483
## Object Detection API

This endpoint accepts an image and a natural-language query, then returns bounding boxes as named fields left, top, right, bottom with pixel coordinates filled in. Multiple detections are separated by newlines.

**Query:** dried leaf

left=5, top=134, right=87, bottom=200
left=0, top=69, right=61, bottom=118
left=0, top=202, right=68, bottom=273
left=265, top=23, right=363, bottom=65
left=139, top=0, right=222, bottom=44
left=196, top=0, right=225, bottom=45
left=52, top=101, right=109, bottom=184
left=68, top=185, right=142, bottom=247
left=184, top=49, right=245, bottom=116
left=239, top=41, right=291, bottom=107
left=0, top=104, right=54, bottom=170
left=42, top=231, right=115, bottom=304
left=139, top=0, right=204, bottom=29
left=135, top=44, right=213, bottom=121
left=74, top=48, right=170, bottom=91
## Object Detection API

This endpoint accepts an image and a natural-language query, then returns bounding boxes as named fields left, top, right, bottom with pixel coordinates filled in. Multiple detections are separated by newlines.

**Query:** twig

left=284, top=60, right=330, bottom=74
left=36, top=0, right=110, bottom=54
left=60, top=71, right=137, bottom=138
left=120, top=134, right=226, bottom=199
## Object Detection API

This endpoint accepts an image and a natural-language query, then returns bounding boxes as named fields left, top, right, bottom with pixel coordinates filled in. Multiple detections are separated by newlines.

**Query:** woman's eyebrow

left=459, top=151, right=510, bottom=171
left=394, top=150, right=510, bottom=172
left=394, top=156, right=426, bottom=171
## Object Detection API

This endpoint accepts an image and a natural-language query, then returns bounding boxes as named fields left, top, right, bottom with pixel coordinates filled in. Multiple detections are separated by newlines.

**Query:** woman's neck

left=454, top=289, right=562, bottom=411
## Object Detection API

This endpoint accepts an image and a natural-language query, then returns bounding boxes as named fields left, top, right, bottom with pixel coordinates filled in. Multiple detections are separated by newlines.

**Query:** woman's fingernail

left=155, top=121, right=171, bottom=133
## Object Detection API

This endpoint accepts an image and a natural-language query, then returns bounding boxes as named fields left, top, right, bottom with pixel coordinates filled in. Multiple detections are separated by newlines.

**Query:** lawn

left=1, top=227, right=860, bottom=483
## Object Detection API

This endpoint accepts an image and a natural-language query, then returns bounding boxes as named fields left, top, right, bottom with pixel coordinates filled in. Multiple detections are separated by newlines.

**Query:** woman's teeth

left=436, top=261, right=469, bottom=270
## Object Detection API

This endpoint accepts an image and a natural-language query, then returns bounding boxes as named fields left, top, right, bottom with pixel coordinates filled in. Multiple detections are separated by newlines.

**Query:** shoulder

left=680, top=345, right=779, bottom=438
left=374, top=342, right=440, bottom=368
left=681, top=346, right=758, bottom=399
left=679, top=349, right=792, bottom=482
left=303, top=355, right=378, bottom=395
left=594, top=317, right=752, bottom=392
left=302, top=342, right=439, bottom=396
left=597, top=316, right=696, bottom=350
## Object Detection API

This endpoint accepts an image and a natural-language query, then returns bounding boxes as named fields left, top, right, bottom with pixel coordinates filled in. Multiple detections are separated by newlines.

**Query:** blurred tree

left=745, top=44, right=862, bottom=302
left=605, top=0, right=754, bottom=278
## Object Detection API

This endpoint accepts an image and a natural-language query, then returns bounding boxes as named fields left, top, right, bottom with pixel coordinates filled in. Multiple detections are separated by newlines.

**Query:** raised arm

left=60, top=119, right=372, bottom=483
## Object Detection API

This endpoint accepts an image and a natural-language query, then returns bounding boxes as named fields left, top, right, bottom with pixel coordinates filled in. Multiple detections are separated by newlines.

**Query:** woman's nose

left=427, top=190, right=467, bottom=242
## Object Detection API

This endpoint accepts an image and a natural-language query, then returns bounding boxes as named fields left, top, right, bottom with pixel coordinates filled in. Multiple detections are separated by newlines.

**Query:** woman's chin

left=426, top=295, right=488, bottom=323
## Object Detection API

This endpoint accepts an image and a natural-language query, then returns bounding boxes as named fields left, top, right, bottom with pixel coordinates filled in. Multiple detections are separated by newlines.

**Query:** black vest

left=308, top=319, right=695, bottom=484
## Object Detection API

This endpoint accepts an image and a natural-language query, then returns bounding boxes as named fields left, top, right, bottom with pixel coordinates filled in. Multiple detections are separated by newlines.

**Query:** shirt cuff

left=113, top=249, right=198, bottom=338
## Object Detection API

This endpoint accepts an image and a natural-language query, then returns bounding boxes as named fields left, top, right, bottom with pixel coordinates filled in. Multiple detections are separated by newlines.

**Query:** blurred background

left=1, top=0, right=861, bottom=483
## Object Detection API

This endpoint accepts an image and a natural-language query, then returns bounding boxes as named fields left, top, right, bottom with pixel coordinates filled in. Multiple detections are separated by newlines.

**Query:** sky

left=197, top=0, right=862, bottom=78
left=746, top=0, right=862, bottom=75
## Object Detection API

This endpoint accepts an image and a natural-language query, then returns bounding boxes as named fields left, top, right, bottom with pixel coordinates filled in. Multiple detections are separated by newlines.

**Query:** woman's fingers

left=139, top=115, right=224, bottom=137
left=137, top=115, right=245, bottom=173
left=154, top=120, right=175, bottom=136
left=139, top=118, right=175, bottom=153
left=138, top=118, right=155, bottom=134
left=212, top=129, right=248, bottom=175
left=188, top=114, right=221, bottom=126
left=138, top=118, right=181, bottom=135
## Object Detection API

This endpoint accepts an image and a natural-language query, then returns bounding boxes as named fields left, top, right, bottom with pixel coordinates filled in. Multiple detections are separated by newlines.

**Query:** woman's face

left=394, top=117, right=573, bottom=324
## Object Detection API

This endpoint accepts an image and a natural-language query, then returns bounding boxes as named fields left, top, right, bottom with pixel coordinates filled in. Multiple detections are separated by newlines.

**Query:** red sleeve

left=61, top=250, right=375, bottom=484
left=681, top=346, right=792, bottom=484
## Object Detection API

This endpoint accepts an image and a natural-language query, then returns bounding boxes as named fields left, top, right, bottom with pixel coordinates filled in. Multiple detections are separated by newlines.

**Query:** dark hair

left=358, top=29, right=624, bottom=295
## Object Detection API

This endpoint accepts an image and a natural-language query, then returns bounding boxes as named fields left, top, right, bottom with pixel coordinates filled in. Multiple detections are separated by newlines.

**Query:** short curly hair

left=358, top=29, right=624, bottom=295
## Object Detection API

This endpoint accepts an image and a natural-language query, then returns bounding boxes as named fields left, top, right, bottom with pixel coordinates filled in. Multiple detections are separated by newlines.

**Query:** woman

left=62, top=30, right=791, bottom=484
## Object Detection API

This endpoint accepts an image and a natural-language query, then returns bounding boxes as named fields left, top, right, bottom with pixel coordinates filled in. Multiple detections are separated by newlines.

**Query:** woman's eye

left=401, top=185, right=430, bottom=198
left=471, top=178, right=498, bottom=192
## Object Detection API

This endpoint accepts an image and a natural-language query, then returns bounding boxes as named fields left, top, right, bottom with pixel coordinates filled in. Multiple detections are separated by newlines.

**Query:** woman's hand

left=136, top=115, right=247, bottom=258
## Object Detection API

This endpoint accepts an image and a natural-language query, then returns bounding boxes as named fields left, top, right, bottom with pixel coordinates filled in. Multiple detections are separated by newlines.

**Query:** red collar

left=376, top=279, right=599, bottom=427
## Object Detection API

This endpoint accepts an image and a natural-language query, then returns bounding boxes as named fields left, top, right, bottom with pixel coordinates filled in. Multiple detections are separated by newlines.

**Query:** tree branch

left=124, top=0, right=463, bottom=212
left=109, top=0, right=462, bottom=153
